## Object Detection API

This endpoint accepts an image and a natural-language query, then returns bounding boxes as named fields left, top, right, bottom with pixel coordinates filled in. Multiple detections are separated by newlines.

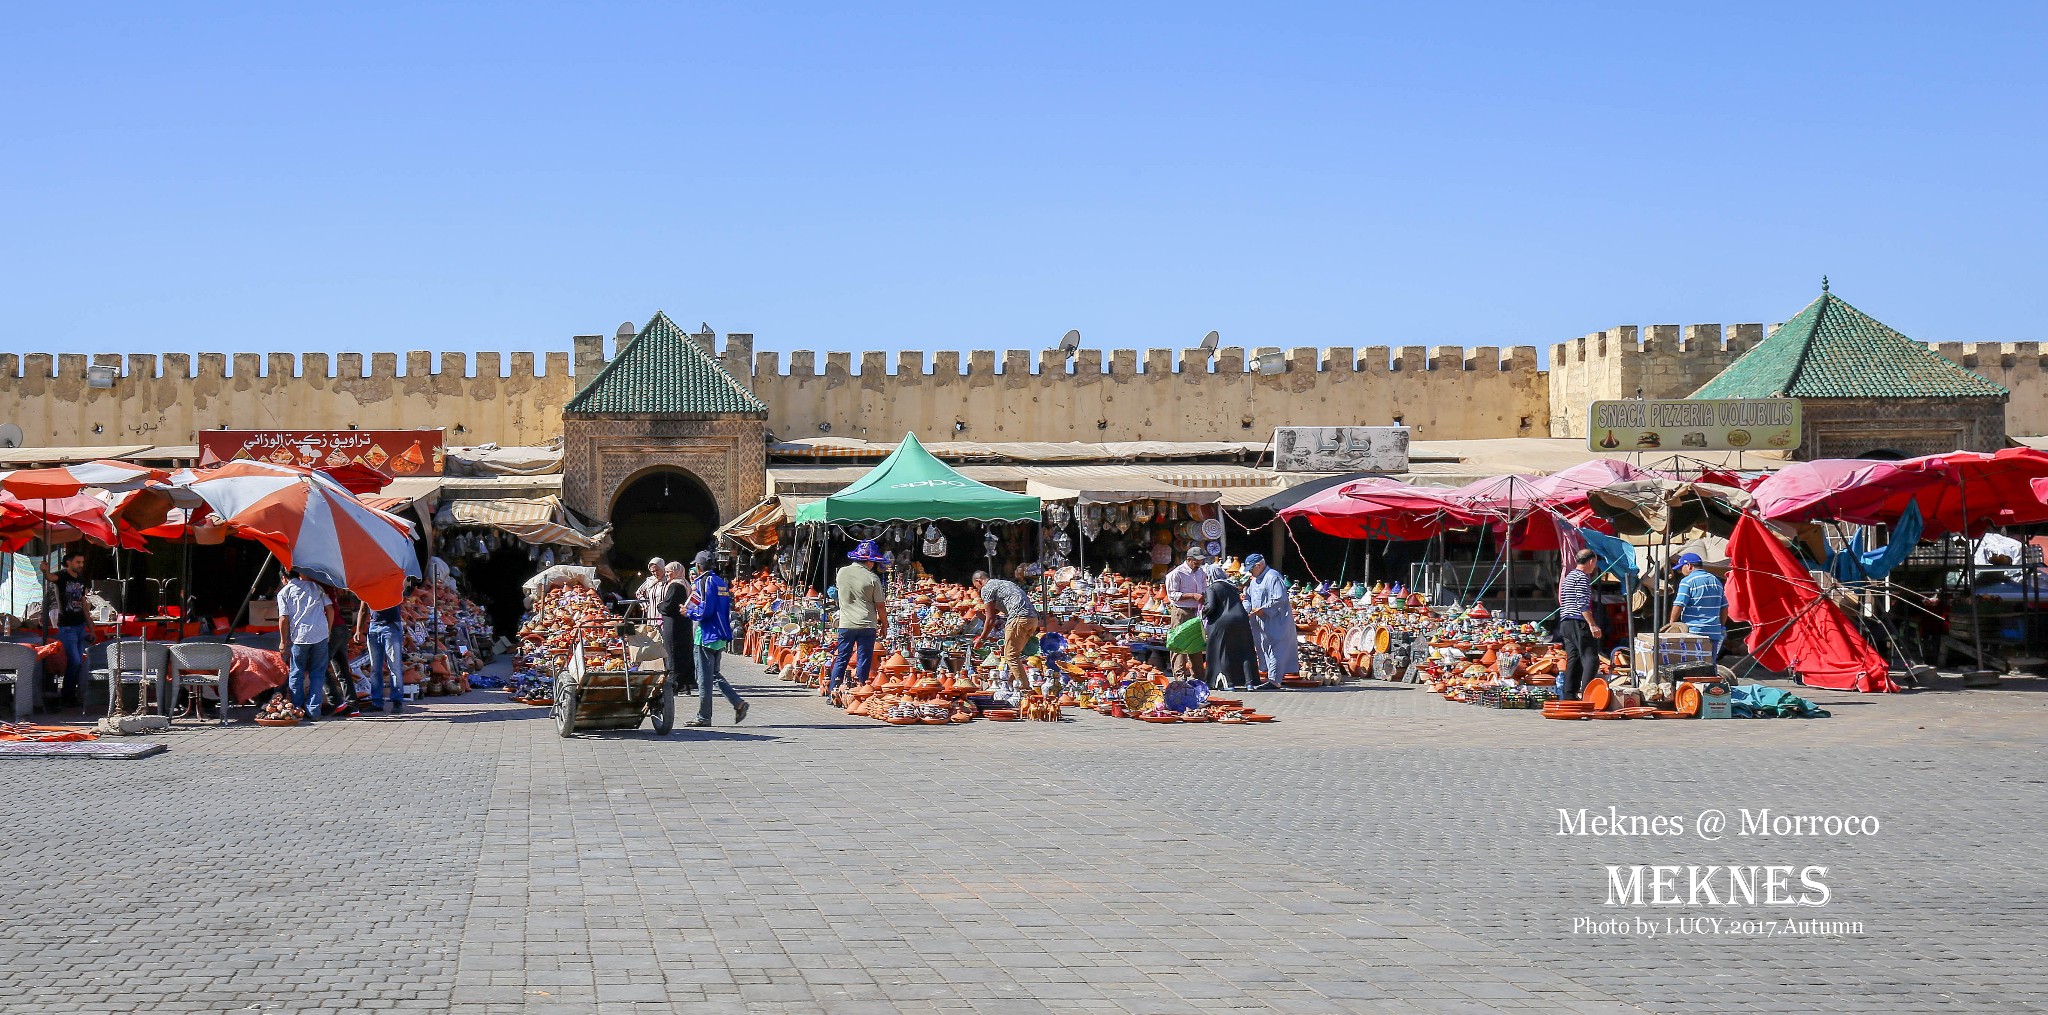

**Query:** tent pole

left=1958, top=474, right=1987, bottom=676
left=226, top=550, right=275, bottom=646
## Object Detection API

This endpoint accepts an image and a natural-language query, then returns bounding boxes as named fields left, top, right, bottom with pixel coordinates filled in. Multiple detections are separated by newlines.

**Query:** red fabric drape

left=1724, top=514, right=1897, bottom=692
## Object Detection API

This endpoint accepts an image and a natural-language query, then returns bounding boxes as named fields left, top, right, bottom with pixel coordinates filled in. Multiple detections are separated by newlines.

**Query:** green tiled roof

left=1693, top=287, right=2007, bottom=401
left=564, top=311, right=768, bottom=416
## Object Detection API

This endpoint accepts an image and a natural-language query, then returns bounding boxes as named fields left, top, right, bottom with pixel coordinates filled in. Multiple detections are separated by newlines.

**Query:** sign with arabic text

left=1588, top=399, right=1801, bottom=453
left=198, top=429, right=446, bottom=476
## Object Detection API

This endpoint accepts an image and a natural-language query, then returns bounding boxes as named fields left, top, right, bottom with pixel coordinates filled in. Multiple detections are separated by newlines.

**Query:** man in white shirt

left=275, top=568, right=333, bottom=720
left=1164, top=548, right=1210, bottom=678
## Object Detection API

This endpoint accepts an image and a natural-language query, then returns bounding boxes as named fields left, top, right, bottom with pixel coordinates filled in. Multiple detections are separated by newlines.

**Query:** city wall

left=4, top=323, right=2039, bottom=450
left=0, top=350, right=574, bottom=448
left=746, top=345, right=1550, bottom=443
left=1549, top=325, right=2047, bottom=438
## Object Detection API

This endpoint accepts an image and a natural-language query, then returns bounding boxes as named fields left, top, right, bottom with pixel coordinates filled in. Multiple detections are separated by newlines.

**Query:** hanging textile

left=1826, top=500, right=1923, bottom=584
left=1725, top=514, right=1896, bottom=693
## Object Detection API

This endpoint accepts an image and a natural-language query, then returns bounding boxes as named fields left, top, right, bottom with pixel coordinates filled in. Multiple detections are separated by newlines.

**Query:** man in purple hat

left=827, top=539, right=889, bottom=695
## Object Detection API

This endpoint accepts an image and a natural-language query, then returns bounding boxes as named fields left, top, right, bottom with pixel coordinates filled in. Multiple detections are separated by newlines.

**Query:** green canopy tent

left=793, top=433, right=1040, bottom=524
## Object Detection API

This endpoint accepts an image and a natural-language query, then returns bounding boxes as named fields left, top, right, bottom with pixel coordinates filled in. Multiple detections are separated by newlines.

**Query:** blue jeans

left=696, top=643, right=743, bottom=722
left=57, top=625, right=90, bottom=702
left=289, top=640, right=328, bottom=716
left=367, top=625, right=404, bottom=708
left=826, top=628, right=876, bottom=692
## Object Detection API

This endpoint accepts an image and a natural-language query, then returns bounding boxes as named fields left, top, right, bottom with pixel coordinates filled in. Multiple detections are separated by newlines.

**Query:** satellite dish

left=1199, top=331, right=1220, bottom=350
left=0, top=423, right=20, bottom=449
left=616, top=321, right=637, bottom=341
left=1058, top=330, right=1082, bottom=354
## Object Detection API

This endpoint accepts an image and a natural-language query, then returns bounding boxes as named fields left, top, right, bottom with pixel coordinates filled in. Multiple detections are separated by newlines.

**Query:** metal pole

left=1957, top=474, right=1988, bottom=675
left=225, top=550, right=276, bottom=646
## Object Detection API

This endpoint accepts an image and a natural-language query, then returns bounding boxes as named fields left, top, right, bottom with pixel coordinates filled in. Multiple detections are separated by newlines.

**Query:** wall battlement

left=744, top=344, right=1548, bottom=442
left=1547, top=323, right=2044, bottom=438
left=2, top=318, right=2033, bottom=451
left=0, top=348, right=575, bottom=448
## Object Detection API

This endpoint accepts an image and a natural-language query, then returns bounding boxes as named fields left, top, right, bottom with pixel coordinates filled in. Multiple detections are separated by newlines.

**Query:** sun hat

left=849, top=539, right=887, bottom=562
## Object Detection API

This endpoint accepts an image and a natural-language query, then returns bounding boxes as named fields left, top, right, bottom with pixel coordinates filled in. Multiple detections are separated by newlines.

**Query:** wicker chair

left=0, top=643, right=44, bottom=720
left=87, top=640, right=170, bottom=716
left=167, top=642, right=238, bottom=725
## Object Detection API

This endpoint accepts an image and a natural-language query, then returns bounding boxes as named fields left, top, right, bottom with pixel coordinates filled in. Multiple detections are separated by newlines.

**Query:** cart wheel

left=554, top=686, right=579, bottom=738
left=652, top=674, right=675, bottom=736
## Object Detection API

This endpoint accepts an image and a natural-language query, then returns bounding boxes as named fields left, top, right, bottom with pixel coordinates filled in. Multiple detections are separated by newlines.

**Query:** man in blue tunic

left=1240, top=554, right=1298, bottom=690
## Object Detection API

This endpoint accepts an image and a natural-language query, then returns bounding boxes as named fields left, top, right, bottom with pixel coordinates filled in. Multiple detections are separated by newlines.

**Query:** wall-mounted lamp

left=92, top=423, right=105, bottom=434
left=348, top=423, right=359, bottom=430
left=818, top=422, right=832, bottom=433
left=1392, top=413, right=1406, bottom=426
left=1096, top=419, right=1109, bottom=431
left=86, top=365, right=117, bottom=389
left=453, top=423, right=467, bottom=436
left=1252, top=350, right=1288, bottom=375
left=953, top=420, right=968, bottom=434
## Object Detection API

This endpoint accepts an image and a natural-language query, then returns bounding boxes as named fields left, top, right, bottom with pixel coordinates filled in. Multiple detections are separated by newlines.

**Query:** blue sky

left=4, top=2, right=2044, bottom=367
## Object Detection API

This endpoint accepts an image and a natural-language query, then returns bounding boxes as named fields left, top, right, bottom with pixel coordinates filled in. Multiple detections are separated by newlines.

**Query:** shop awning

left=361, top=477, right=442, bottom=514
left=1024, top=472, right=1221, bottom=505
left=715, top=497, right=788, bottom=552
left=437, top=495, right=607, bottom=548
left=0, top=445, right=153, bottom=467
left=793, top=433, right=1040, bottom=524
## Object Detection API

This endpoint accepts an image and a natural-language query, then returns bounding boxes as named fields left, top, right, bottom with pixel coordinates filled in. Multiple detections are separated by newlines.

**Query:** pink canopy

left=1279, top=477, right=1479, bottom=541
left=1755, top=448, right=2048, bottom=536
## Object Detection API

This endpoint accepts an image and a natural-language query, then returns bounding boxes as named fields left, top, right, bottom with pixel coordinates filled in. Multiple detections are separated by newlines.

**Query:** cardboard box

left=1697, top=680, right=1732, bottom=719
left=248, top=600, right=279, bottom=627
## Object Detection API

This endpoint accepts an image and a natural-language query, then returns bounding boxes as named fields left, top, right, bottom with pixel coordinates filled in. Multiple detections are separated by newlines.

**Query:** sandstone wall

left=1551, top=326, right=2044, bottom=438
left=747, top=346, right=1550, bottom=442
left=0, top=350, right=575, bottom=448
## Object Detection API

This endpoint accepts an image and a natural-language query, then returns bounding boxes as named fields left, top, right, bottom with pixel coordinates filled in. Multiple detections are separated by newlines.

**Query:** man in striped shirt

left=1555, top=548, right=1603, bottom=701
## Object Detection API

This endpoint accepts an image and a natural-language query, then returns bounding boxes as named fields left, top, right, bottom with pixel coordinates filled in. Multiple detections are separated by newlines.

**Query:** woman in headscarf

left=1241, top=553, right=1298, bottom=690
left=636, top=557, right=667, bottom=620
left=1201, top=575, right=1259, bottom=692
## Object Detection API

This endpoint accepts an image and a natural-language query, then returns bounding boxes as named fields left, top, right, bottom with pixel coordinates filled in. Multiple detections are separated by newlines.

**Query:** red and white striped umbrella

left=165, top=462, right=420, bottom=609
left=0, top=460, right=165, bottom=499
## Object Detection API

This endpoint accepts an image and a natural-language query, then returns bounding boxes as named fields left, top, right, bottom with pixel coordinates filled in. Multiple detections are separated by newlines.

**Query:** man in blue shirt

left=684, top=550, right=749, bottom=726
left=1668, top=553, right=1728, bottom=656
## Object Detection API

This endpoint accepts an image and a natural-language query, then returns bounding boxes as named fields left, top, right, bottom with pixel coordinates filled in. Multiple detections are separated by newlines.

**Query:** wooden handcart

left=552, top=623, right=674, bottom=737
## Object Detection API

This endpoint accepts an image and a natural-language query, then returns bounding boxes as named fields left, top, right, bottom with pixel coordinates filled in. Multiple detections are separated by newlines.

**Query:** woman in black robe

left=1202, top=579, right=1259, bottom=692
left=658, top=565, right=698, bottom=695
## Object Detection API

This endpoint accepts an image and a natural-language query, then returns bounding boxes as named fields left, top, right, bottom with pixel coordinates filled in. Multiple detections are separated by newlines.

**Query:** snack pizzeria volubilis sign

left=198, top=429, right=446, bottom=476
left=1587, top=398, right=1801, bottom=452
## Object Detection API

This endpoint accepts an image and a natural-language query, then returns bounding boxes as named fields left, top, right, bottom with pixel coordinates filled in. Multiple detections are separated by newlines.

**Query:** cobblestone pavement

left=2, top=660, right=2044, bottom=1014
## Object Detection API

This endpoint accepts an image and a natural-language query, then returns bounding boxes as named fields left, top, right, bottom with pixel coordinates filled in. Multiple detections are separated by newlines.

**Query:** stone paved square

left=3, top=660, right=2043, bottom=1014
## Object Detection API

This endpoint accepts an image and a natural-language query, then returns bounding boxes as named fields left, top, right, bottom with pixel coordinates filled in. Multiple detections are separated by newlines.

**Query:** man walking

left=827, top=540, right=888, bottom=695
left=1164, top=548, right=1210, bottom=679
left=275, top=567, right=333, bottom=719
left=47, top=551, right=92, bottom=709
left=1241, top=554, right=1299, bottom=690
left=1668, top=552, right=1728, bottom=657
left=355, top=575, right=418, bottom=713
left=1556, top=549, right=1602, bottom=701
left=685, top=550, right=748, bottom=726
left=971, top=568, right=1040, bottom=680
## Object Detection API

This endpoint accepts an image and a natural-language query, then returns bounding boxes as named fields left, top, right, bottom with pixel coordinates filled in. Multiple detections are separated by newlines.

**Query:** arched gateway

left=561, top=311, right=769, bottom=571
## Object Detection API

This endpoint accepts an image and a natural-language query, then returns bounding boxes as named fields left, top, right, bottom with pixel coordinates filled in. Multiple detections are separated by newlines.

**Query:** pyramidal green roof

left=793, top=433, right=1041, bottom=523
left=564, top=311, right=768, bottom=416
left=1692, top=286, right=2007, bottom=401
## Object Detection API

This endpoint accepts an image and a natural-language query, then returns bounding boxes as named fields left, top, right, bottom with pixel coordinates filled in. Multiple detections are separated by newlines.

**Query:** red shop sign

left=197, top=429, right=446, bottom=476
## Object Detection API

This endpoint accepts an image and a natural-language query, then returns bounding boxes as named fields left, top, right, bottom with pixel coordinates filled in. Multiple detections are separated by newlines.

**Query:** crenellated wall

left=1550, top=324, right=2043, bottom=438
left=0, top=349, right=575, bottom=448
left=5, top=318, right=2034, bottom=451
left=747, top=345, right=1549, bottom=442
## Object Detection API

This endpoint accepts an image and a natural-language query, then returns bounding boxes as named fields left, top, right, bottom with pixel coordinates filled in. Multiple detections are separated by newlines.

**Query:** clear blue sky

left=4, top=2, right=2044, bottom=367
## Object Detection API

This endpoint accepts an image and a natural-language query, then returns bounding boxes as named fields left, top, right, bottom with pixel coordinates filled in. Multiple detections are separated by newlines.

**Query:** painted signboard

left=1587, top=399, right=1801, bottom=452
left=1272, top=426, right=1411, bottom=473
left=198, top=429, right=446, bottom=475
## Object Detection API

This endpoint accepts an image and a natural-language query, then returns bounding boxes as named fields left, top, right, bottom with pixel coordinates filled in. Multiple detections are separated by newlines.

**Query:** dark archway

left=609, top=467, right=719, bottom=581
left=1855, top=448, right=1910, bottom=461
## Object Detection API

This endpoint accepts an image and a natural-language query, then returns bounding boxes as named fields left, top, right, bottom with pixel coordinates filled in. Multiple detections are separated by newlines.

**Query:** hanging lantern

left=922, top=524, right=948, bottom=558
